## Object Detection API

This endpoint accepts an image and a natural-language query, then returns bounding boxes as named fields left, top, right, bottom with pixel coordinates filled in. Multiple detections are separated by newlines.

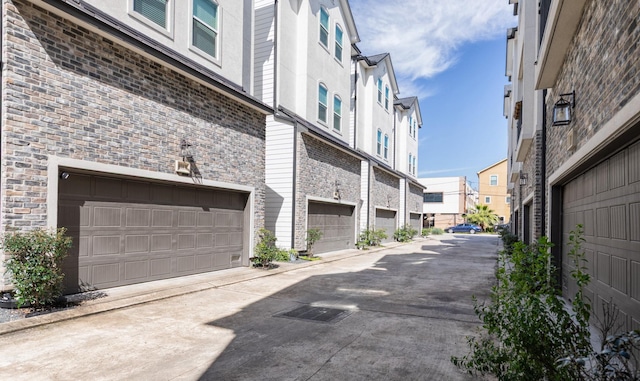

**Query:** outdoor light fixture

left=519, top=171, right=528, bottom=186
left=552, top=90, right=575, bottom=126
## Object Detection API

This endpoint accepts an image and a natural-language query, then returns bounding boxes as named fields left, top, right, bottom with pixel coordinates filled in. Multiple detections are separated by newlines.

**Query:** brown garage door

left=375, top=209, right=396, bottom=243
left=562, top=140, right=640, bottom=330
left=409, top=213, right=422, bottom=233
left=307, top=202, right=355, bottom=254
left=58, top=173, right=247, bottom=293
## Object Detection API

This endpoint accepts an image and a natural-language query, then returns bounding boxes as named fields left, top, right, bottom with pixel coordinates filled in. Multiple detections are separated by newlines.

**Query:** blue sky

left=349, top=0, right=517, bottom=190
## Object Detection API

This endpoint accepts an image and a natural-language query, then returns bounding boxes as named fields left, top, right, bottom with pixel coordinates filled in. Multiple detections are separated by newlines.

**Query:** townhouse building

left=255, top=0, right=424, bottom=253
left=1, top=0, right=425, bottom=293
left=505, top=0, right=640, bottom=329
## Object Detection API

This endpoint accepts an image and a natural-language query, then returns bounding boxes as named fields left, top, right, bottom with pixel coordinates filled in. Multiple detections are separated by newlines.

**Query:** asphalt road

left=0, top=234, right=499, bottom=380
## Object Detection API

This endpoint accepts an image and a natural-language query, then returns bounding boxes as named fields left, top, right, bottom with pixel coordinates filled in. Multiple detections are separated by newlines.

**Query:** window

left=423, top=192, right=444, bottom=203
left=506, top=196, right=511, bottom=204
left=334, top=25, right=343, bottom=61
left=377, top=79, right=383, bottom=104
left=383, top=134, right=389, bottom=159
left=376, top=129, right=382, bottom=155
left=384, top=86, right=390, bottom=110
left=409, top=116, right=413, bottom=136
left=490, top=175, right=498, bottom=186
left=333, top=95, right=341, bottom=131
left=192, top=0, right=219, bottom=59
left=413, top=156, right=417, bottom=175
left=485, top=196, right=492, bottom=204
left=318, top=84, right=328, bottom=123
left=134, top=0, right=168, bottom=28
left=319, top=7, right=329, bottom=48
left=409, top=153, right=413, bottom=174
left=413, top=120, right=417, bottom=138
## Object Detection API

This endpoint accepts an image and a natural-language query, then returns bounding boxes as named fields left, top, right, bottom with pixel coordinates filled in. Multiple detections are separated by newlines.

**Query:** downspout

left=352, top=56, right=358, bottom=149
left=541, top=89, right=547, bottom=237
left=392, top=107, right=397, bottom=170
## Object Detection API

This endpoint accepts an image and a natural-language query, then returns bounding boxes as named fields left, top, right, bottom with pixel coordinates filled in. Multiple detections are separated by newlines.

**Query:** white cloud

left=349, top=0, right=515, bottom=98
left=419, top=166, right=474, bottom=176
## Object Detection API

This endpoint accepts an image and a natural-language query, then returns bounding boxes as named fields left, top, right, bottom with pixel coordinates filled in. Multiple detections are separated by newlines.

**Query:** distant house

left=477, top=159, right=510, bottom=225
left=419, top=177, right=477, bottom=229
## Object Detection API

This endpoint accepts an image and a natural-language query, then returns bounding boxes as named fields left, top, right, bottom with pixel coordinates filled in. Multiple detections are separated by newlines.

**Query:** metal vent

left=278, top=305, right=350, bottom=323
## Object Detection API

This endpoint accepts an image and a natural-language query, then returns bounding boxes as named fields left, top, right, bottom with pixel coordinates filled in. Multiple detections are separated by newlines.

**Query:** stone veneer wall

left=371, top=167, right=400, bottom=220
left=545, top=0, right=640, bottom=174
left=295, top=133, right=361, bottom=249
left=407, top=183, right=423, bottom=218
left=1, top=2, right=266, bottom=229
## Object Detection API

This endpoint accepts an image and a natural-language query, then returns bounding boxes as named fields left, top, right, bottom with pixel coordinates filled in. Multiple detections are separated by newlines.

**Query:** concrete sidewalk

left=0, top=234, right=499, bottom=380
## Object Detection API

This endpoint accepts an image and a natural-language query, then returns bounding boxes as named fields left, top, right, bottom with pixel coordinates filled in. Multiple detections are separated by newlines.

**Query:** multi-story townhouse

left=256, top=0, right=425, bottom=253
left=506, top=0, right=640, bottom=330
left=477, top=159, right=510, bottom=225
left=0, top=0, right=272, bottom=292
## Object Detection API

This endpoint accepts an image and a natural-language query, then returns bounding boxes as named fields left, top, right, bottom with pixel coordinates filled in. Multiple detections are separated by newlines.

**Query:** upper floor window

left=409, top=153, right=413, bottom=174
left=412, top=156, right=417, bottom=175
left=412, top=120, right=417, bottom=138
left=384, top=86, right=390, bottom=110
left=319, top=7, right=329, bottom=48
left=409, top=116, right=413, bottom=136
left=377, top=79, right=383, bottom=104
left=334, top=25, right=343, bottom=62
left=506, top=196, right=511, bottom=204
left=383, top=134, right=389, bottom=159
left=485, top=196, right=492, bottom=204
left=376, top=129, right=382, bottom=155
left=192, top=0, right=219, bottom=59
left=134, top=0, right=168, bottom=28
left=333, top=95, right=342, bottom=132
left=424, top=192, right=443, bottom=203
left=318, top=83, right=328, bottom=124
left=490, top=175, right=498, bottom=186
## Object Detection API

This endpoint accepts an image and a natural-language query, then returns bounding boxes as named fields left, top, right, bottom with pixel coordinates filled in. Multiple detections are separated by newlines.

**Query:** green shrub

left=428, top=228, right=444, bottom=235
left=253, top=228, right=280, bottom=268
left=451, top=225, right=592, bottom=380
left=499, top=229, right=519, bottom=256
left=393, top=224, right=418, bottom=242
left=305, top=228, right=323, bottom=257
left=356, top=228, right=387, bottom=249
left=2, top=228, right=73, bottom=308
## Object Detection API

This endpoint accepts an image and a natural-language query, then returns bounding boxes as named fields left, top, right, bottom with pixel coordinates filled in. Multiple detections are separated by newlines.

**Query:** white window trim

left=129, top=0, right=175, bottom=39
left=376, top=129, right=382, bottom=156
left=334, top=24, right=343, bottom=64
left=318, top=82, right=328, bottom=125
left=319, top=6, right=330, bottom=50
left=490, top=174, right=498, bottom=186
left=485, top=196, right=492, bottom=204
left=384, top=85, right=390, bottom=110
left=377, top=79, right=383, bottom=105
left=383, top=134, right=389, bottom=160
left=333, top=94, right=342, bottom=132
left=506, top=196, right=511, bottom=204
left=189, top=0, right=222, bottom=66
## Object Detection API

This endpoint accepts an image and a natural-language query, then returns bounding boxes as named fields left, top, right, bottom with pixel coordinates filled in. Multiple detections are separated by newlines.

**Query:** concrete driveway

left=0, top=234, right=499, bottom=380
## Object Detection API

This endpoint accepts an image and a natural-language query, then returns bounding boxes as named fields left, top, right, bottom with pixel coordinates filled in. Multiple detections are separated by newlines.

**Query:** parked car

left=446, top=223, right=482, bottom=234
left=494, top=223, right=510, bottom=233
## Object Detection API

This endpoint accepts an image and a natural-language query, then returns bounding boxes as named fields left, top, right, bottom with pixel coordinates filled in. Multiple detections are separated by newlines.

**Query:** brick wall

left=1, top=2, right=266, bottom=229
left=370, top=167, right=400, bottom=222
left=546, top=0, right=640, bottom=174
left=295, top=133, right=361, bottom=249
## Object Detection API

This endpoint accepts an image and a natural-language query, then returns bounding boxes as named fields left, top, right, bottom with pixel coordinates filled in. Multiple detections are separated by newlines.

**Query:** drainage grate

left=278, top=305, right=351, bottom=323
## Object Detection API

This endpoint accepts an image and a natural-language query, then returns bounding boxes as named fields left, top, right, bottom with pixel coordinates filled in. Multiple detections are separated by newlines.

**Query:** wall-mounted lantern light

left=552, top=90, right=575, bottom=126
left=333, top=180, right=341, bottom=200
left=519, top=171, right=528, bottom=186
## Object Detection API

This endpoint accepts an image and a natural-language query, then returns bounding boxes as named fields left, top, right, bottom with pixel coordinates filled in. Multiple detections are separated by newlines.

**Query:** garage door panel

left=59, top=173, right=247, bottom=292
left=308, top=202, right=355, bottom=254
left=375, top=209, right=396, bottom=244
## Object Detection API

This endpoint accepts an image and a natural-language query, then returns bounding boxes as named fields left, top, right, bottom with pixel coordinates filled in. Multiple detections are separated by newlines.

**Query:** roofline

left=356, top=53, right=400, bottom=95
left=40, top=0, right=273, bottom=114
left=339, top=0, right=360, bottom=44
left=476, top=158, right=508, bottom=175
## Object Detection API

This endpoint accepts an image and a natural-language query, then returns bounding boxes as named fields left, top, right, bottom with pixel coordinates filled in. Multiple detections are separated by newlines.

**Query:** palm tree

left=466, top=205, right=499, bottom=232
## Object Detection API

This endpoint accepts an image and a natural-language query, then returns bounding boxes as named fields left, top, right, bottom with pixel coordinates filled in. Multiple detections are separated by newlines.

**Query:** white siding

left=399, top=178, right=406, bottom=226
left=254, top=0, right=276, bottom=106
left=360, top=161, right=369, bottom=230
left=265, top=117, right=295, bottom=248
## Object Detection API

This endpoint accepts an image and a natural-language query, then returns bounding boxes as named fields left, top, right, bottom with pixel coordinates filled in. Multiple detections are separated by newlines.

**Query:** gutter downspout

left=541, top=89, right=547, bottom=237
left=352, top=56, right=358, bottom=149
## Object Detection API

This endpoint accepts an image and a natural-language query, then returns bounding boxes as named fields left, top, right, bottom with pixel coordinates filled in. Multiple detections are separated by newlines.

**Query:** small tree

left=466, top=204, right=499, bottom=231
left=2, top=228, right=73, bottom=308
left=305, top=228, right=323, bottom=257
